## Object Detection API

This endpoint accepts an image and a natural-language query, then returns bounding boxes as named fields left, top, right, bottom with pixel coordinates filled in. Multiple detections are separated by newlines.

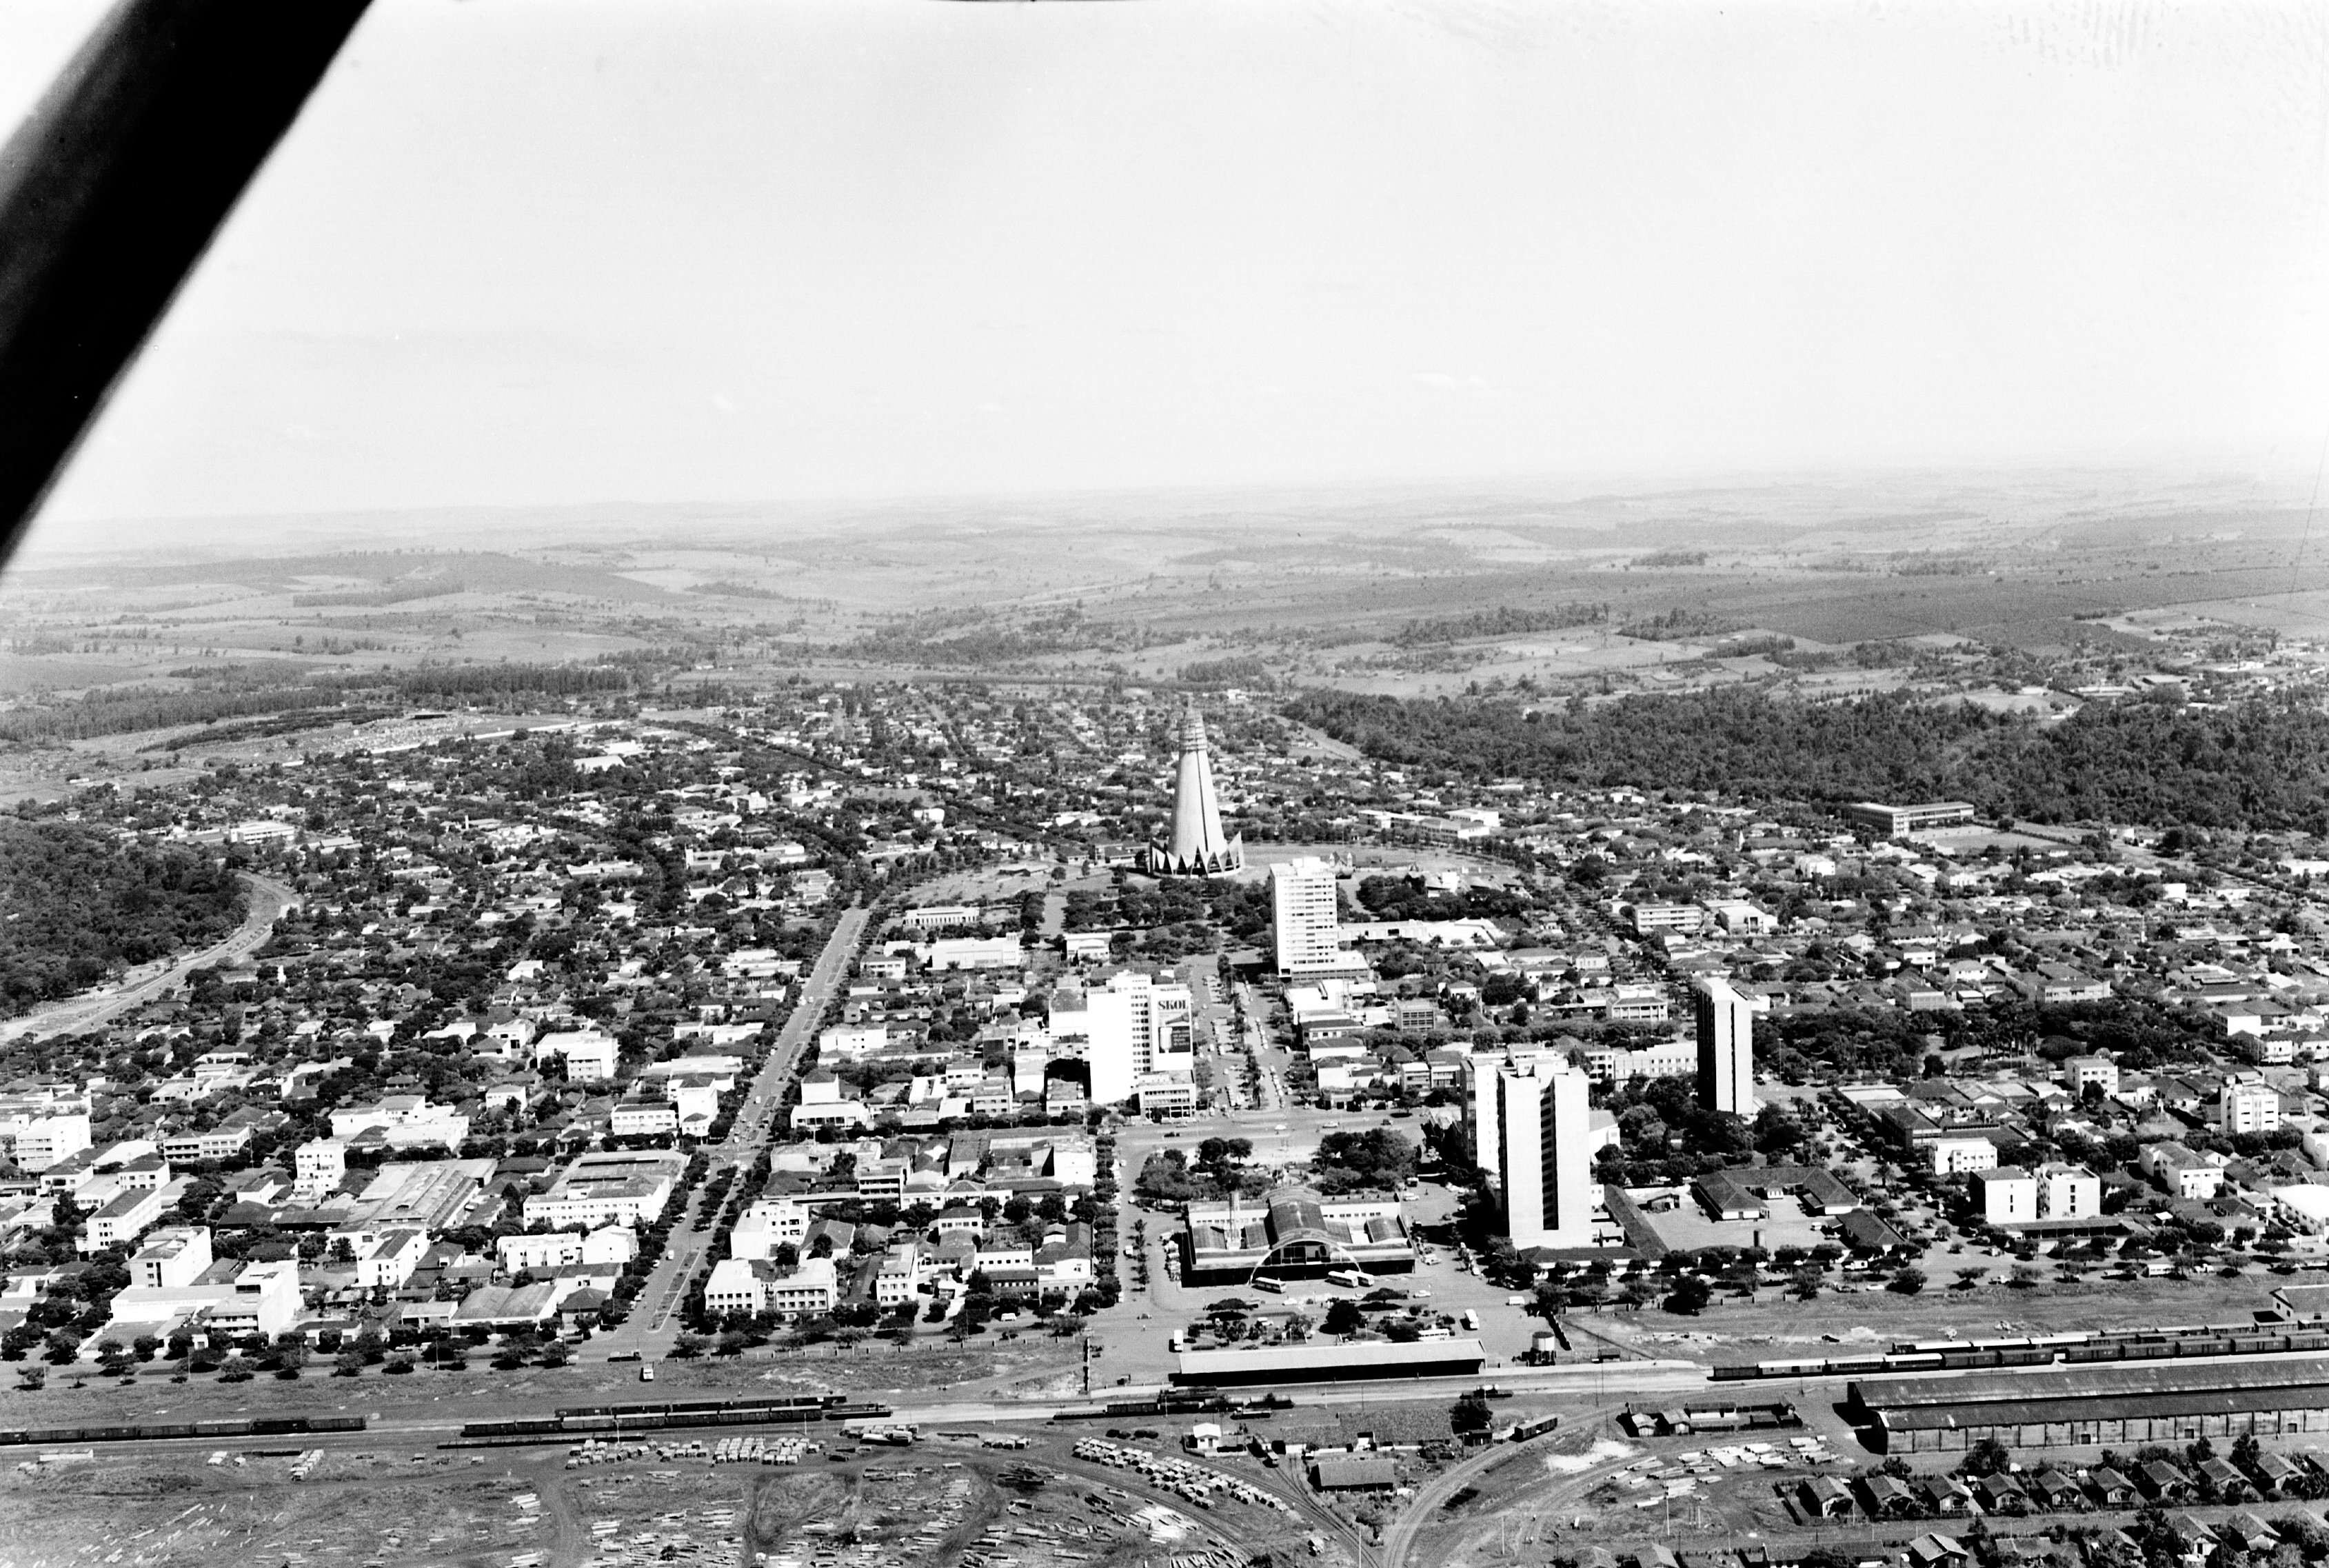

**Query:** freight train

left=1711, top=1322, right=2329, bottom=1383
left=553, top=1394, right=851, bottom=1420
left=0, top=1416, right=367, bottom=1447
left=458, top=1395, right=891, bottom=1443
left=1051, top=1391, right=1295, bottom=1423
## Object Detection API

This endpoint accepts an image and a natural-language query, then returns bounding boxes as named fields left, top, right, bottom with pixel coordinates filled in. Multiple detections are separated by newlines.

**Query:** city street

left=591, top=899, right=871, bottom=1360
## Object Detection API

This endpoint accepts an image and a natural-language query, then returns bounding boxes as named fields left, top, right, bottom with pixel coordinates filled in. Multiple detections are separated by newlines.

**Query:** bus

left=1460, top=1309, right=1481, bottom=1331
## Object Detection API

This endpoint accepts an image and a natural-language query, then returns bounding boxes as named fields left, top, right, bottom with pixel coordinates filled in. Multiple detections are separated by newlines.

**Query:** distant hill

left=87, top=550, right=680, bottom=604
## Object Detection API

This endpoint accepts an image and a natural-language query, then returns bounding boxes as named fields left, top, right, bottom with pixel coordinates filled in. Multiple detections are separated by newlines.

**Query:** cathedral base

left=1138, top=836, right=1246, bottom=877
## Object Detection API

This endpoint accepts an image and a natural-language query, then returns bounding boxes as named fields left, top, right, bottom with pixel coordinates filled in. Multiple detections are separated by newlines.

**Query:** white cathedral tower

left=1138, top=702, right=1244, bottom=876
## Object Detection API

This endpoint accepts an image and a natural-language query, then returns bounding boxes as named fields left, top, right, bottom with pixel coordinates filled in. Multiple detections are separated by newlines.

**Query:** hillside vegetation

left=0, top=662, right=636, bottom=745
left=1285, top=687, right=2329, bottom=832
left=0, top=821, right=247, bottom=1014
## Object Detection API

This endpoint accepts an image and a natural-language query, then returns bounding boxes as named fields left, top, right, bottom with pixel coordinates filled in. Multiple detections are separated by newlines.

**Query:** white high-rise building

left=1489, top=1055, right=1596, bottom=1248
left=1272, top=856, right=1343, bottom=978
left=1465, top=1040, right=1555, bottom=1183
left=1694, top=976, right=1756, bottom=1116
left=292, top=1137, right=347, bottom=1204
left=1050, top=970, right=1192, bottom=1105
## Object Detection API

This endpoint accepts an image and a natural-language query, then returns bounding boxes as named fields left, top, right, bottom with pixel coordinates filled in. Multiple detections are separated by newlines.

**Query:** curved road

left=0, top=870, right=296, bottom=1043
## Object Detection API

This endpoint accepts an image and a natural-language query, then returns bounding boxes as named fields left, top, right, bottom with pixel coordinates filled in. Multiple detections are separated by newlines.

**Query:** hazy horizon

left=3, top=0, right=2326, bottom=558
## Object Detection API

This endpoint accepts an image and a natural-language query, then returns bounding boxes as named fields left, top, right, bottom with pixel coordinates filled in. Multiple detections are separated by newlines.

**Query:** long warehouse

left=1855, top=1358, right=2329, bottom=1454
left=1171, top=1337, right=1487, bottom=1387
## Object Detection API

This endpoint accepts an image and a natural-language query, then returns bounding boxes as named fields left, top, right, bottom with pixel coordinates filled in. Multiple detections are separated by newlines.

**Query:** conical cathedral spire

left=1140, top=699, right=1244, bottom=876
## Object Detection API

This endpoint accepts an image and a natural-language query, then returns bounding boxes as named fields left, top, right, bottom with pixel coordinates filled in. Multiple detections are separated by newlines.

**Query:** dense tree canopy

left=1313, top=1129, right=1418, bottom=1194
left=1287, top=686, right=2329, bottom=832
left=0, top=820, right=246, bottom=1015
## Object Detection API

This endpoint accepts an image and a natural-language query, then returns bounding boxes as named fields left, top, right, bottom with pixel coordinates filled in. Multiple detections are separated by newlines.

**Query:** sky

left=6, top=0, right=2328, bottom=538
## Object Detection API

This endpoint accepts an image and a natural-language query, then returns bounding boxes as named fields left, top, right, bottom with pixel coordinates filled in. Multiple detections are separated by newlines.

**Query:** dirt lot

left=0, top=1423, right=1327, bottom=1568
left=0, top=1454, right=556, bottom=1568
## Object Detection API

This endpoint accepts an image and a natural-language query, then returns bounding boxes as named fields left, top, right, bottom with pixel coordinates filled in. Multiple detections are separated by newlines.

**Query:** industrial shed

left=1311, top=1454, right=1398, bottom=1491
left=1855, top=1358, right=2329, bottom=1454
left=1171, top=1337, right=1486, bottom=1387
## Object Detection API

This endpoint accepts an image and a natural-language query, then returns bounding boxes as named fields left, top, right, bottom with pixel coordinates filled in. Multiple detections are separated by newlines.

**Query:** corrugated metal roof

left=1312, top=1455, right=1397, bottom=1489
left=1880, top=1382, right=2329, bottom=1431
left=1857, top=1356, right=2329, bottom=1413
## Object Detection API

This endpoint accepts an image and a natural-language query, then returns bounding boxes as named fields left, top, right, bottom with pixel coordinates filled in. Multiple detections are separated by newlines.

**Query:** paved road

left=0, top=871, right=296, bottom=1044
left=592, top=900, right=872, bottom=1360
left=703, top=899, right=873, bottom=1170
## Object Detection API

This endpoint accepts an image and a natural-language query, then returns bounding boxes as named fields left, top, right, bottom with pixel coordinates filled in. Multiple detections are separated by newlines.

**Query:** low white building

left=537, top=1029, right=621, bottom=1083
left=329, top=1094, right=469, bottom=1151
left=703, top=1257, right=766, bottom=1318
left=818, top=1025, right=888, bottom=1062
left=496, top=1226, right=637, bottom=1274
left=2221, top=1078, right=2283, bottom=1136
left=521, top=1150, right=685, bottom=1228
left=789, top=1069, right=868, bottom=1132
left=8, top=1112, right=91, bottom=1172
left=108, top=1257, right=302, bottom=1343
left=1928, top=1136, right=1999, bottom=1176
left=292, top=1138, right=347, bottom=1204
left=352, top=1227, right=430, bottom=1289
left=82, top=1183, right=170, bottom=1254
left=728, top=1198, right=811, bottom=1261
left=1970, top=1167, right=2037, bottom=1225
left=2144, top=1140, right=2227, bottom=1200
left=2037, top=1163, right=2102, bottom=1219
left=159, top=1127, right=254, bottom=1164
left=918, top=936, right=1024, bottom=972
left=2272, top=1185, right=2329, bottom=1236
left=700, top=1254, right=840, bottom=1319
left=131, top=1226, right=212, bottom=1290
left=610, top=1100, right=679, bottom=1138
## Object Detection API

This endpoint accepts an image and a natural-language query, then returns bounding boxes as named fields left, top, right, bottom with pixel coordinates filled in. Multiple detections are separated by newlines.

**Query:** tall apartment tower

left=1695, top=976, right=1757, bottom=1116
left=1465, top=1041, right=1558, bottom=1183
left=1048, top=970, right=1194, bottom=1105
left=1140, top=703, right=1244, bottom=876
left=1491, top=1055, right=1595, bottom=1248
left=1271, top=856, right=1343, bottom=977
